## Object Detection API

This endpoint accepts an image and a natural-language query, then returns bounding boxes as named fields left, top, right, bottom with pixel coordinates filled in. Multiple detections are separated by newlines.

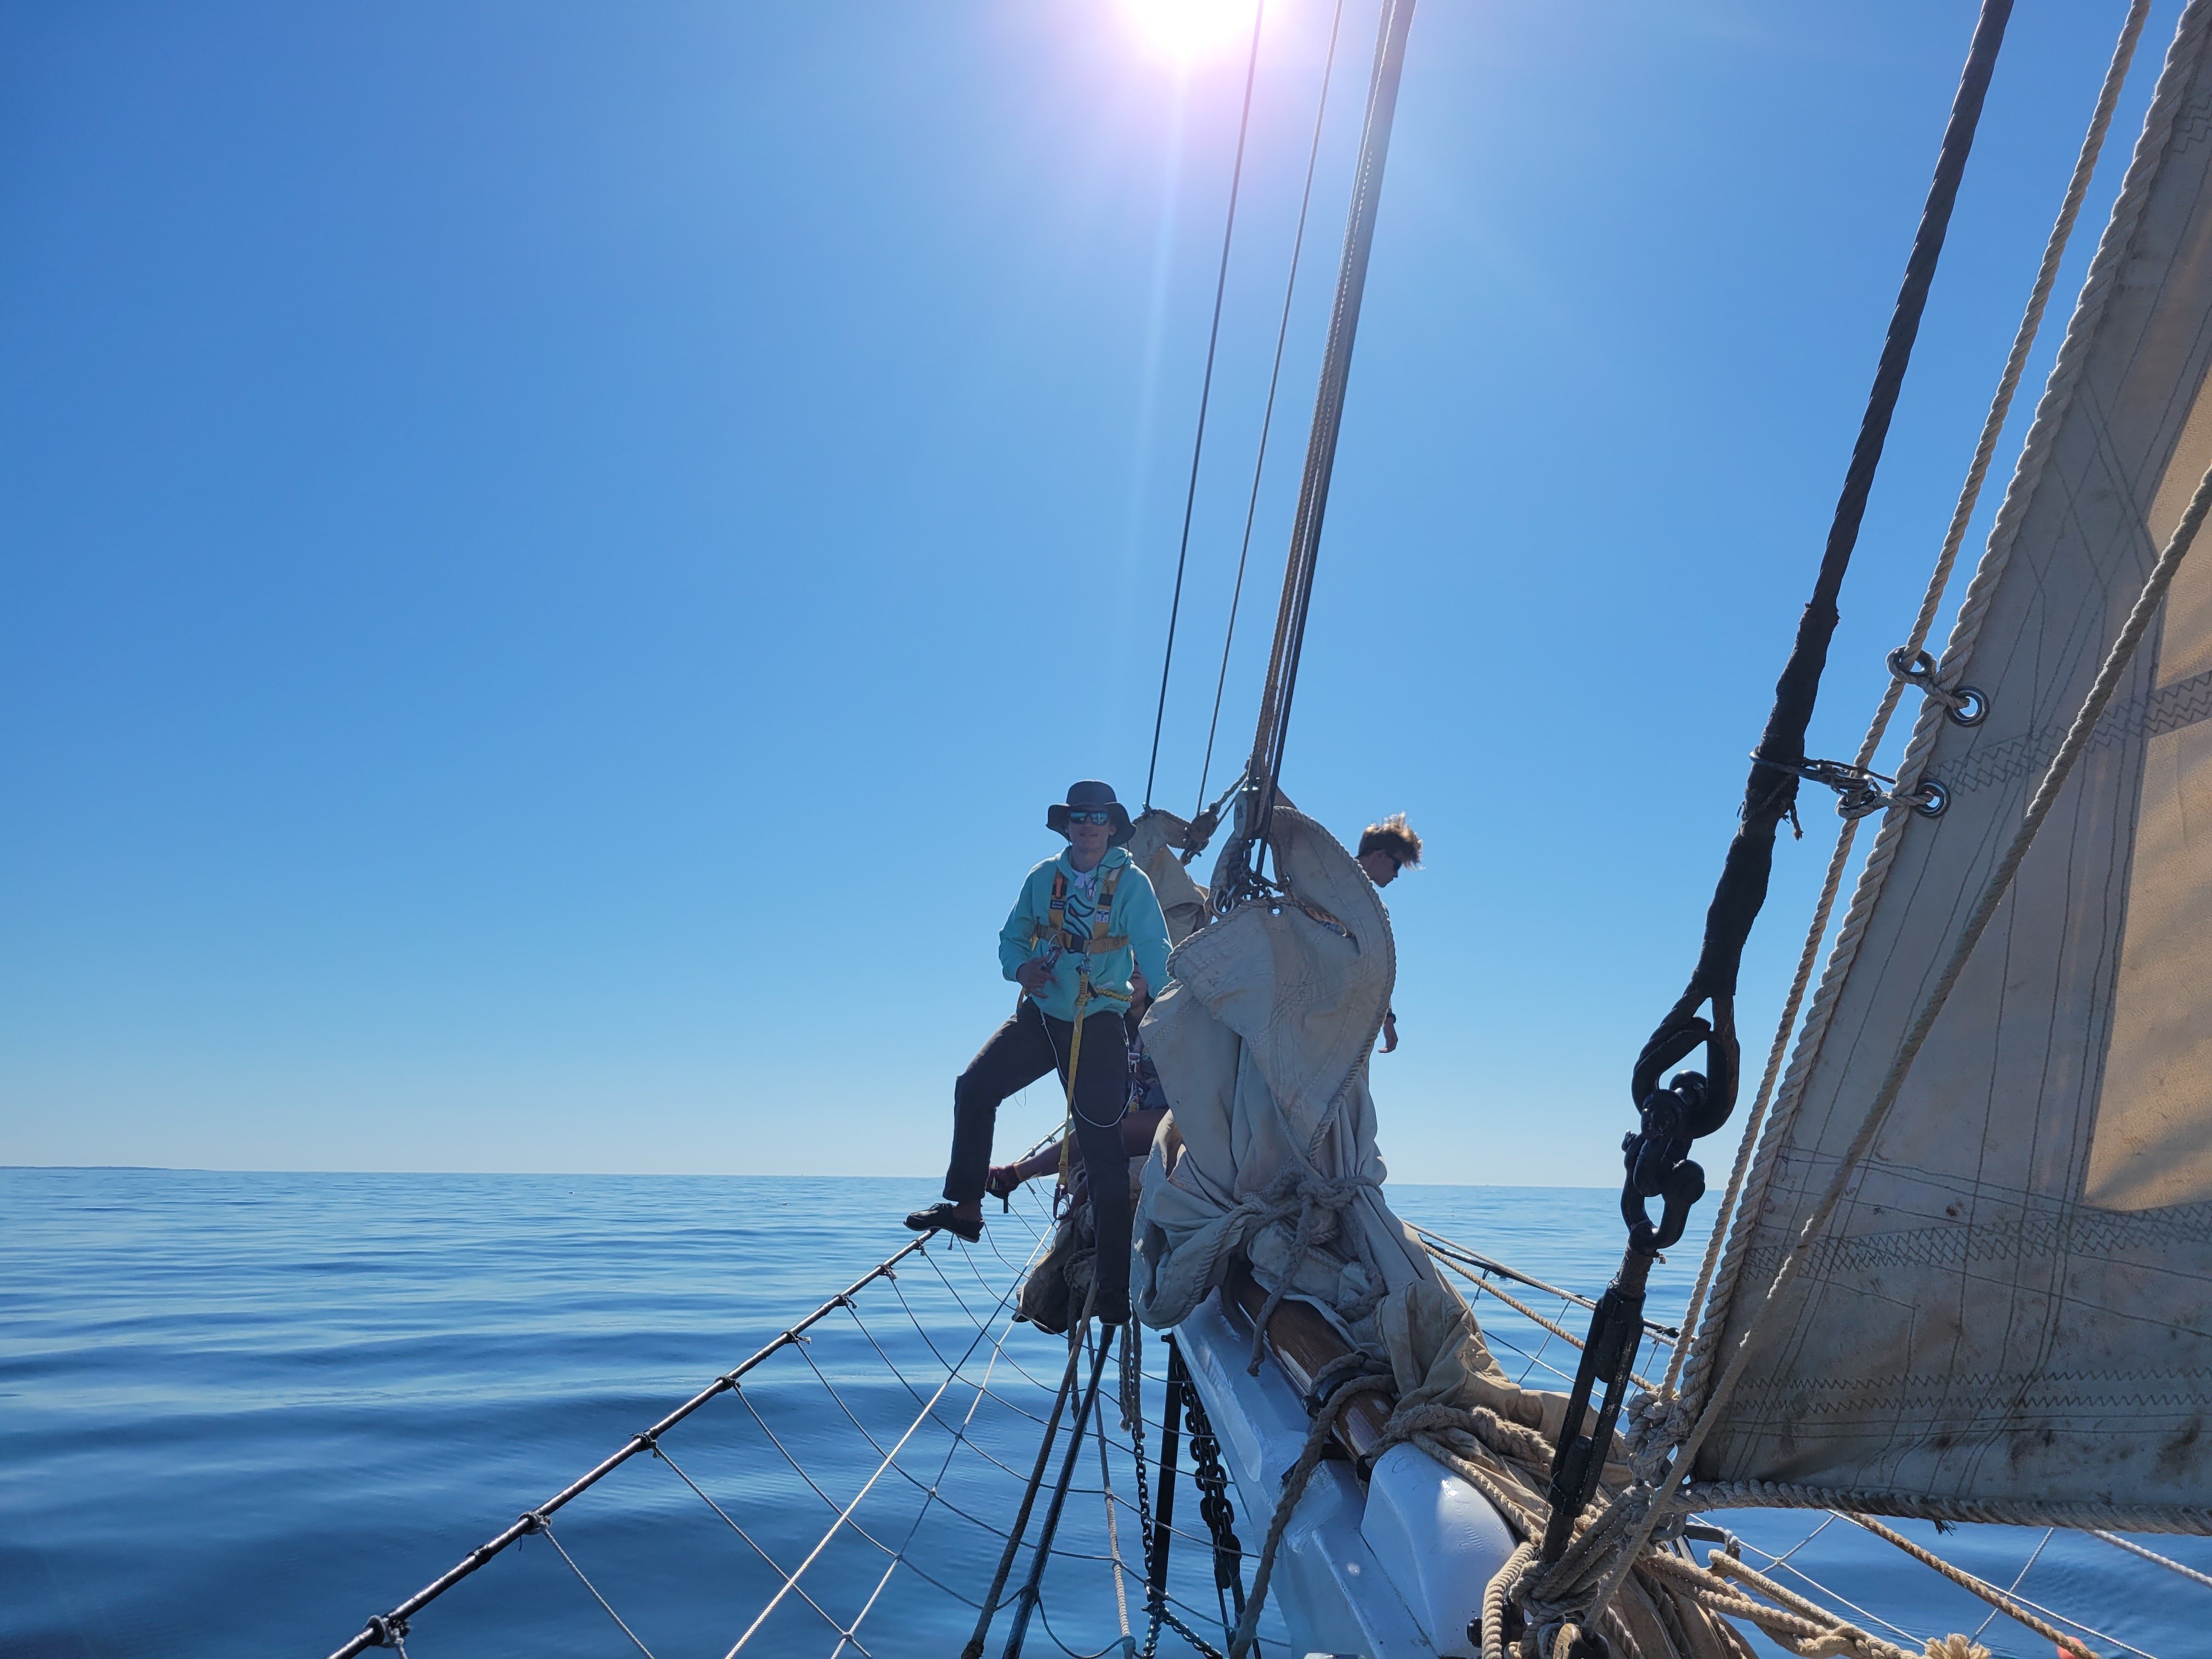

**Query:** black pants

left=945, top=1000, right=1132, bottom=1304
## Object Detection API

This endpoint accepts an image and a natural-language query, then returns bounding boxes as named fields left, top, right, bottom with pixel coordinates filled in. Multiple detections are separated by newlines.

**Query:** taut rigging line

left=1217, top=0, right=1418, bottom=905
left=1192, top=0, right=1350, bottom=827
left=1143, top=0, right=1269, bottom=816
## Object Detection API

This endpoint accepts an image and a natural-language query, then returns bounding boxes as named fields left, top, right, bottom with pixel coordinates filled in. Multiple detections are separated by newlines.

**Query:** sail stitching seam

left=1935, top=664, right=2212, bottom=791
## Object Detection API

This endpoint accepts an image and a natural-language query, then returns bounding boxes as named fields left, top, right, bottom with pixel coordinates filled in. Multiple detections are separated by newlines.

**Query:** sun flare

left=1119, top=0, right=1259, bottom=66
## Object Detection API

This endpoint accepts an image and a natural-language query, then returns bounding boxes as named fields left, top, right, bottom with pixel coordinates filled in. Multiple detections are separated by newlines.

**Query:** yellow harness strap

left=1030, top=871, right=1070, bottom=951
left=1054, top=864, right=1125, bottom=1188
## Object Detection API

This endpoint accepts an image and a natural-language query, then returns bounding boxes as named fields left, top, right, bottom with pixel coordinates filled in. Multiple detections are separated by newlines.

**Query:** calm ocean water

left=3, top=1169, right=2202, bottom=1659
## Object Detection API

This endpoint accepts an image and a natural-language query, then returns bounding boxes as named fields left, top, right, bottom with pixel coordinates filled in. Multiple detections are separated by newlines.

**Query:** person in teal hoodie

left=905, top=779, right=1171, bottom=1325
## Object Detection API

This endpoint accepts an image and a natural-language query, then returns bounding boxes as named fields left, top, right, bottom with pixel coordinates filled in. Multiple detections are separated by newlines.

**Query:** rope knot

left=1240, top=1169, right=1385, bottom=1374
left=1621, top=1387, right=1689, bottom=1482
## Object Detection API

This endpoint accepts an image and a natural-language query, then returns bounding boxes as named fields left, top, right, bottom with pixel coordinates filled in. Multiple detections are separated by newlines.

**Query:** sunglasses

left=1065, top=809, right=1115, bottom=825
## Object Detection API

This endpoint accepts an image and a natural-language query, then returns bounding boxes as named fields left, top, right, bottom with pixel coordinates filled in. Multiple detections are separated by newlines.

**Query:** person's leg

left=1067, top=1009, right=1133, bottom=1319
left=943, top=1003, right=1057, bottom=1206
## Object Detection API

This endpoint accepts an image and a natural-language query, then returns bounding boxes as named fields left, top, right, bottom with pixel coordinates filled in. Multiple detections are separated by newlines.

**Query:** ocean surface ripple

left=3, top=1169, right=2202, bottom=1659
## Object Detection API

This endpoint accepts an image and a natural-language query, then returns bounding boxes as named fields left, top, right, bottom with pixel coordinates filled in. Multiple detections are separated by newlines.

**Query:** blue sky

left=0, top=1, right=2175, bottom=1181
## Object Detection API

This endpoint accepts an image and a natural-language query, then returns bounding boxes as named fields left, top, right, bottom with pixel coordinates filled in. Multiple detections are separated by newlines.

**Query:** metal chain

left=1180, top=1369, right=1249, bottom=1646
left=1126, top=1341, right=1232, bottom=1659
left=1122, top=1325, right=1167, bottom=1659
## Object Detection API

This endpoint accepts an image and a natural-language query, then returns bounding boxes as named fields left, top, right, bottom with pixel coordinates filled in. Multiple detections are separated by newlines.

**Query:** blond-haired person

left=1355, top=813, right=1421, bottom=1054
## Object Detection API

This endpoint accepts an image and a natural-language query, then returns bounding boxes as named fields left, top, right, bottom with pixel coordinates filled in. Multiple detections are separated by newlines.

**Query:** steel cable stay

left=702, top=1261, right=1056, bottom=1638
left=714, top=1226, right=1228, bottom=1654
left=1190, top=0, right=1350, bottom=831
left=848, top=1319, right=1224, bottom=1555
left=331, top=1187, right=2134, bottom=1657
left=1521, top=10, right=2033, bottom=1646
left=1145, top=0, right=1269, bottom=814
left=1658, top=0, right=2156, bottom=1414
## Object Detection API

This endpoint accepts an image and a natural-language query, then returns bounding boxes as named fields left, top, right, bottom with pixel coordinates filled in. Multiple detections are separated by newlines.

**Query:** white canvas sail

left=1684, top=3, right=2212, bottom=1528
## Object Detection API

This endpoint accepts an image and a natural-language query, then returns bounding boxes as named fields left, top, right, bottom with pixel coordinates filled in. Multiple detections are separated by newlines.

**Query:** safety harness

left=1023, top=860, right=1129, bottom=1190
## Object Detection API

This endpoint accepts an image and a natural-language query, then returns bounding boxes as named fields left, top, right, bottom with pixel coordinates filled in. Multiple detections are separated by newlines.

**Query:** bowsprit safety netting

left=326, top=1180, right=2196, bottom=1659
left=328, top=1179, right=1268, bottom=1659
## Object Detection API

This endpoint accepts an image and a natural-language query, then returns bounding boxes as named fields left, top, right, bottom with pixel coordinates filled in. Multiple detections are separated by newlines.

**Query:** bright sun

left=1119, top=0, right=1260, bottom=66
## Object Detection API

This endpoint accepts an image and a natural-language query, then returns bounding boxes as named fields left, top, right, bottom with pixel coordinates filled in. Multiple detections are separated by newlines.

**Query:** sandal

left=902, top=1201, right=982, bottom=1243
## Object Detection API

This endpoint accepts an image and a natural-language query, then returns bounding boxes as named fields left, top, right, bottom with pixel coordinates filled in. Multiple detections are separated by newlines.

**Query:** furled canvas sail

left=1684, top=4, right=2212, bottom=1528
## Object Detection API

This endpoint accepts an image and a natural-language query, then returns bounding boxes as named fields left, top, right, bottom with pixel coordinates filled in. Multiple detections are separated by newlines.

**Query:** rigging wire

left=1144, top=0, right=1271, bottom=814
left=1239, top=0, right=1420, bottom=864
left=1192, top=0, right=1350, bottom=821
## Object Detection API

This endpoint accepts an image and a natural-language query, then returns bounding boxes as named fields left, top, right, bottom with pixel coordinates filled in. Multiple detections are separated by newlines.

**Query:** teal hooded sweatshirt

left=997, top=846, right=1172, bottom=1024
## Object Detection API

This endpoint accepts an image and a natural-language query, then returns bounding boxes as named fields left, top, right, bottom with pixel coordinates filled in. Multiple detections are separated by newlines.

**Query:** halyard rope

left=1241, top=0, right=1418, bottom=852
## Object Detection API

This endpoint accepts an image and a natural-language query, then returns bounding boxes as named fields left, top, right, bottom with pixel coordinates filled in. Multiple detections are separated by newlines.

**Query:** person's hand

left=1380, top=1011, right=1399, bottom=1054
left=1016, top=958, right=1055, bottom=995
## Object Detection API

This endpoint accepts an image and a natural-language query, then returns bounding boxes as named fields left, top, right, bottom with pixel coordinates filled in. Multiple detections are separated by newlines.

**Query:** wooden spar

left=1222, top=1261, right=1395, bottom=1466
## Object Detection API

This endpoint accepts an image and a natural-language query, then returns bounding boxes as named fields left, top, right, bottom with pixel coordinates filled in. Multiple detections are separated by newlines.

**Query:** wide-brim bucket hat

left=1047, top=779, right=1134, bottom=846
